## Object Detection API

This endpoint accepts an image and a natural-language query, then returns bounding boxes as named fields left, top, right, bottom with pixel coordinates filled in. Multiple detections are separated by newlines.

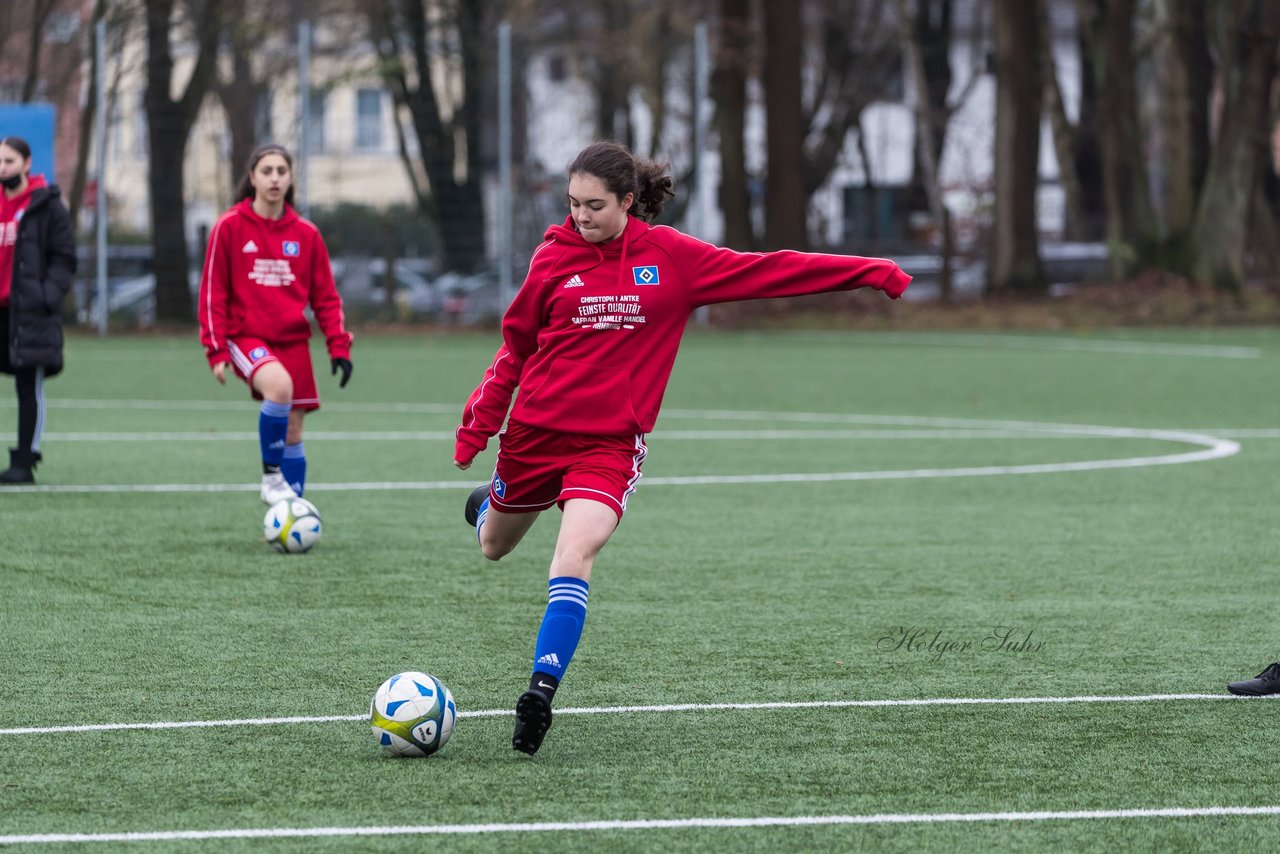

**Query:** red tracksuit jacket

left=454, top=215, right=910, bottom=464
left=198, top=199, right=352, bottom=368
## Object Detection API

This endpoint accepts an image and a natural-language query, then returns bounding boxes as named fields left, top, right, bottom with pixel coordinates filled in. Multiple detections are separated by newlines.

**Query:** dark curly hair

left=567, top=141, right=675, bottom=222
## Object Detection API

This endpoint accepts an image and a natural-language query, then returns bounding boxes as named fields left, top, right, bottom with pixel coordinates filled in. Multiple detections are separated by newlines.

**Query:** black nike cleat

left=464, top=483, right=490, bottom=527
left=512, top=689, right=553, bottom=755
left=1228, top=662, right=1280, bottom=696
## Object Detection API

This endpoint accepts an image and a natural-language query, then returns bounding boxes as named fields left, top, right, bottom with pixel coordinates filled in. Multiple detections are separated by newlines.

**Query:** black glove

left=331, top=357, right=353, bottom=388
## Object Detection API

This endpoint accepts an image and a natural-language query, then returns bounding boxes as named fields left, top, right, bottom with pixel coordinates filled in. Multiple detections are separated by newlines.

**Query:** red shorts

left=488, top=421, right=648, bottom=520
left=227, top=338, right=320, bottom=411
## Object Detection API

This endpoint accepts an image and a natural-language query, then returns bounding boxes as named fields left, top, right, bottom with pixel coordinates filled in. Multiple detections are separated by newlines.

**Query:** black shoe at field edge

left=512, top=689, right=553, bottom=755
left=464, top=483, right=490, bottom=527
left=0, top=448, right=39, bottom=484
left=1227, top=662, right=1280, bottom=696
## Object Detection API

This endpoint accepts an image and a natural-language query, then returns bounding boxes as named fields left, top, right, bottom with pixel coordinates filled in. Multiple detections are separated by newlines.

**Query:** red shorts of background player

left=227, top=337, right=320, bottom=412
left=487, top=420, right=648, bottom=521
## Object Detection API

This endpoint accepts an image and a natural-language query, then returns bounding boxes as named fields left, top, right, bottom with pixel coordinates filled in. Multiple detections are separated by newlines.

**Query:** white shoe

left=260, top=471, right=298, bottom=506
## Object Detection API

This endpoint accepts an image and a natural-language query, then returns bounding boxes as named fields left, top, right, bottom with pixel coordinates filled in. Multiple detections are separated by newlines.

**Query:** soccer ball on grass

left=263, top=497, right=323, bottom=553
left=370, top=671, right=457, bottom=757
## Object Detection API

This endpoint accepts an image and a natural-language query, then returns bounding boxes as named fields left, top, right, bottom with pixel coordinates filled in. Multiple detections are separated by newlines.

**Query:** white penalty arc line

left=6, top=805, right=1280, bottom=844
left=18, top=398, right=465, bottom=414
left=0, top=417, right=1242, bottom=494
left=35, top=428, right=1103, bottom=442
left=0, top=692, right=1261, bottom=736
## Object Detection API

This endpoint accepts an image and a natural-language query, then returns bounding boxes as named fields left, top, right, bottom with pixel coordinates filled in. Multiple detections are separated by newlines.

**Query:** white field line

left=0, top=692, right=1259, bottom=736
left=2, top=398, right=463, bottom=413
left=1181, top=428, right=1280, bottom=438
left=36, top=428, right=1092, bottom=442
left=0, top=415, right=1242, bottom=494
left=6, top=805, right=1280, bottom=845
left=46, top=334, right=1267, bottom=363
left=762, top=331, right=1264, bottom=359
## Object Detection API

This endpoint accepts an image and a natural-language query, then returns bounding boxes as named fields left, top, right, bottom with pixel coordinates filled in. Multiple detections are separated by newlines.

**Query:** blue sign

left=0, top=104, right=57, bottom=178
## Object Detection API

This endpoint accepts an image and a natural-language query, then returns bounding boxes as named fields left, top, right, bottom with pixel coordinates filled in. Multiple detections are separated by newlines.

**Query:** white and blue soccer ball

left=263, top=497, right=323, bottom=554
left=370, top=671, right=457, bottom=757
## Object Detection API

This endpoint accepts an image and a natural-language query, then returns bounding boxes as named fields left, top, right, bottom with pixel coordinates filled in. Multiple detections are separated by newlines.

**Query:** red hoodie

left=455, top=215, right=910, bottom=463
left=198, top=198, right=352, bottom=367
left=0, top=174, right=46, bottom=306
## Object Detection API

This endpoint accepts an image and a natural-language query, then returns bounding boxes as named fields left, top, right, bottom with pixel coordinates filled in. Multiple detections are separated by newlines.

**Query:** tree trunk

left=370, top=0, right=487, bottom=273
left=1077, top=0, right=1157, bottom=278
left=711, top=0, right=753, bottom=250
left=1072, top=25, right=1106, bottom=238
left=20, top=0, right=57, bottom=103
left=1039, top=1, right=1088, bottom=241
left=761, top=0, right=807, bottom=250
left=217, top=46, right=258, bottom=201
left=990, top=0, right=1044, bottom=292
left=908, top=0, right=952, bottom=210
left=1191, top=0, right=1280, bottom=291
left=898, top=0, right=955, bottom=300
left=1156, top=0, right=1211, bottom=249
left=144, top=0, right=217, bottom=324
left=69, top=0, right=109, bottom=227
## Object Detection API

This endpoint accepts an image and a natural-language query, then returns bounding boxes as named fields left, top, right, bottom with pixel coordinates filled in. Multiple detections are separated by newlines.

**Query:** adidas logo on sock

left=536, top=653, right=561, bottom=668
left=563, top=274, right=584, bottom=288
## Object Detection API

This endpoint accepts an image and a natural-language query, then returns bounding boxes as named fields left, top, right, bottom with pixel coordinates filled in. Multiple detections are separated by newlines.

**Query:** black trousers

left=0, top=305, right=44, bottom=453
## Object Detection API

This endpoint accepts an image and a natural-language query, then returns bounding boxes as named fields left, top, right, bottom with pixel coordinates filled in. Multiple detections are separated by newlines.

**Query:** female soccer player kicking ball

left=455, top=141, right=911, bottom=755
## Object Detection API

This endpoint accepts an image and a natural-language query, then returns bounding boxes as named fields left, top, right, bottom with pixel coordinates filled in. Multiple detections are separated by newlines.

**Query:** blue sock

left=281, top=441, right=306, bottom=495
left=259, top=400, right=291, bottom=472
left=531, top=577, right=589, bottom=688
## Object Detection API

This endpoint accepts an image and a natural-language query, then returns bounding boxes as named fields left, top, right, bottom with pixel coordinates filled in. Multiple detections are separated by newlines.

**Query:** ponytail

left=568, top=140, right=675, bottom=222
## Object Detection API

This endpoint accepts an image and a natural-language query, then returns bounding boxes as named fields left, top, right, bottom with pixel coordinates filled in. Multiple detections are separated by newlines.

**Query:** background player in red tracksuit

left=454, top=140, right=912, bottom=755
left=198, top=143, right=353, bottom=506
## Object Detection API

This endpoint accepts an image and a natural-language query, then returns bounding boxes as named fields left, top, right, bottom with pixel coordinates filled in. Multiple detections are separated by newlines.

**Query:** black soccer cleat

left=1227, top=662, right=1280, bottom=696
left=464, top=483, right=490, bottom=527
left=512, top=689, right=553, bottom=755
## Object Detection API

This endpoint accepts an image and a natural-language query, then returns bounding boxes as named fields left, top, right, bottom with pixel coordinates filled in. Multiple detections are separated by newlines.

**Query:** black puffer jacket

left=8, top=181, right=76, bottom=376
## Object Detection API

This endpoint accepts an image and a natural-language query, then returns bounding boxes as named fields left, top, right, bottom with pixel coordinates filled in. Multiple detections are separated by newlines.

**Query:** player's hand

left=212, top=362, right=227, bottom=385
left=454, top=459, right=471, bottom=471
left=331, top=357, right=353, bottom=388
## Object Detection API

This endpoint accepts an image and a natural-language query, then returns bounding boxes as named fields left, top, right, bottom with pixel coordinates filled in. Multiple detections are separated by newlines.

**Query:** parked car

left=367, top=258, right=440, bottom=316
left=332, top=256, right=504, bottom=323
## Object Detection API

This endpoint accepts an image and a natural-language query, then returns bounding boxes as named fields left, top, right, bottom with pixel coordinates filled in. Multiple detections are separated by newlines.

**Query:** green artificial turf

left=1, top=327, right=1279, bottom=851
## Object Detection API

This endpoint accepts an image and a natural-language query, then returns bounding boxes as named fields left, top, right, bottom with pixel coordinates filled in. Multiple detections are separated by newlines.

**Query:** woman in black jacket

left=0, top=137, right=76, bottom=484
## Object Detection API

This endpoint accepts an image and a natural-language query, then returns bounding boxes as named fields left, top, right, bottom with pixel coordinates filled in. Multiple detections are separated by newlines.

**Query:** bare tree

left=990, top=0, right=1045, bottom=292
left=1040, top=1, right=1089, bottom=241
left=365, top=0, right=490, bottom=272
left=1154, top=0, right=1210, bottom=247
left=68, top=0, right=112, bottom=228
left=144, top=0, right=219, bottom=323
left=762, top=0, right=806, bottom=249
left=897, top=0, right=986, bottom=300
left=711, top=0, right=753, bottom=250
left=1190, top=0, right=1280, bottom=291
left=214, top=0, right=274, bottom=197
left=802, top=0, right=901, bottom=199
left=1076, top=0, right=1157, bottom=279
left=17, top=0, right=60, bottom=103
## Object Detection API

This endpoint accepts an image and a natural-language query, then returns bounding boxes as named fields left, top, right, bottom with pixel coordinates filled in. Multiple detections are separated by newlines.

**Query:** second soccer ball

left=263, top=498, right=323, bottom=553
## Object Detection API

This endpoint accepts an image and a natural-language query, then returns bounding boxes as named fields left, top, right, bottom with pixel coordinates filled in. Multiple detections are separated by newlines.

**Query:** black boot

left=0, top=449, right=39, bottom=484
